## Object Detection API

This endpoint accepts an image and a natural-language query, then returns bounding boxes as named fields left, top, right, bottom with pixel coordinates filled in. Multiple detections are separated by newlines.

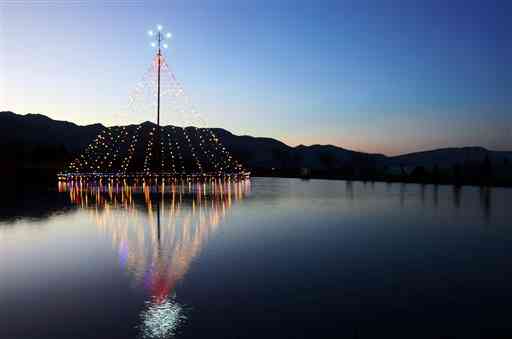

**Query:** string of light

left=60, top=27, right=249, bottom=182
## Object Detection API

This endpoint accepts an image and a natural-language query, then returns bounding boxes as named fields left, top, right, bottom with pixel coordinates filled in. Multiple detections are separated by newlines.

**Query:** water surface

left=1, top=178, right=511, bottom=338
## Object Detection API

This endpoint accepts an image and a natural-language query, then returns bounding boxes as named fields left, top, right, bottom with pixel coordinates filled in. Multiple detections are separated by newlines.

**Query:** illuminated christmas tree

left=59, top=25, right=249, bottom=182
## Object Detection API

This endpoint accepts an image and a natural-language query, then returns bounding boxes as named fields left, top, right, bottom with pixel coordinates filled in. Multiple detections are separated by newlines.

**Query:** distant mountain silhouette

left=0, top=111, right=104, bottom=152
left=387, top=147, right=512, bottom=169
left=1, top=111, right=511, bottom=186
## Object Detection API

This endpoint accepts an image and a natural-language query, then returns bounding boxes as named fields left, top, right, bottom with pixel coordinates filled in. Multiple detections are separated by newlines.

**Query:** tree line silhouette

left=246, top=148, right=512, bottom=187
left=3, top=138, right=511, bottom=188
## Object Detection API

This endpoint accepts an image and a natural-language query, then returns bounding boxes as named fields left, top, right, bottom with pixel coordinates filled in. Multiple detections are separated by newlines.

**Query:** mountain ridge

left=5, top=111, right=509, bottom=159
left=1, top=111, right=511, bottom=186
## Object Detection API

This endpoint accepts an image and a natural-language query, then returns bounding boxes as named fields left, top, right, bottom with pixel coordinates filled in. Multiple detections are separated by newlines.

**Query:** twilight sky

left=0, top=0, right=510, bottom=155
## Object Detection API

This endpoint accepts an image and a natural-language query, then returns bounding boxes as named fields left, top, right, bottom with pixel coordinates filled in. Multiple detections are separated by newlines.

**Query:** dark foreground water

left=1, top=178, right=511, bottom=339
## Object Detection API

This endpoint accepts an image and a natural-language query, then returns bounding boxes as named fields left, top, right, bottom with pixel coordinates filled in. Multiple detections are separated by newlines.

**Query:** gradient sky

left=0, top=0, right=510, bottom=155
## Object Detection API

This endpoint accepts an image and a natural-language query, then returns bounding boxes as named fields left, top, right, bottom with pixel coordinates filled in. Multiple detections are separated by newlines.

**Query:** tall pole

left=148, top=25, right=170, bottom=177
left=157, top=31, right=162, bottom=175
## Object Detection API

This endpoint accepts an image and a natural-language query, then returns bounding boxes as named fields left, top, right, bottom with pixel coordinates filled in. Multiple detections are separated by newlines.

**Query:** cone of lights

left=58, top=25, right=250, bottom=183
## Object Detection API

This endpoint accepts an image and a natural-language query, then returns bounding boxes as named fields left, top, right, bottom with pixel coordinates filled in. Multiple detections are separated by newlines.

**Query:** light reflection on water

left=1, top=178, right=511, bottom=339
left=140, top=297, right=186, bottom=339
left=58, top=179, right=251, bottom=338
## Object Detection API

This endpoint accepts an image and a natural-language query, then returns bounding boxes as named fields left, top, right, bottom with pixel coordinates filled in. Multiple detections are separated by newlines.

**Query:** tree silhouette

left=453, top=163, right=462, bottom=185
left=432, top=164, right=440, bottom=183
left=319, top=152, right=336, bottom=169
left=411, top=166, right=427, bottom=181
left=480, top=154, right=493, bottom=185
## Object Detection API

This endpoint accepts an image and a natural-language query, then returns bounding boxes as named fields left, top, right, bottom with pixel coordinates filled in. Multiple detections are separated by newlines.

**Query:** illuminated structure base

left=57, top=171, right=251, bottom=183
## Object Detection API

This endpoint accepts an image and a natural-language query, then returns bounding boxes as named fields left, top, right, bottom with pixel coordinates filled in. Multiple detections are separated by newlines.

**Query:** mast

left=157, top=30, right=162, bottom=174
left=148, top=25, right=170, bottom=176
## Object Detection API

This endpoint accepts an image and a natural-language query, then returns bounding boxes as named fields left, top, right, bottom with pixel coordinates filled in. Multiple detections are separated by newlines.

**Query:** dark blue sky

left=1, top=0, right=510, bottom=154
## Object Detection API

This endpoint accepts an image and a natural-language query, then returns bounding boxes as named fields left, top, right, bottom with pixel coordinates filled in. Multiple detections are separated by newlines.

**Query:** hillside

left=1, top=111, right=511, bottom=186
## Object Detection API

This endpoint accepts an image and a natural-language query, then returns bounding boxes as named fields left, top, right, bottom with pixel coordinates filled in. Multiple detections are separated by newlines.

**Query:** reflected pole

left=156, top=192, right=161, bottom=241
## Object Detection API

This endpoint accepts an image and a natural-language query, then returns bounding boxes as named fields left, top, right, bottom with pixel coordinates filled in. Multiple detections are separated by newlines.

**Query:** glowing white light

left=165, top=32, right=172, bottom=39
left=151, top=42, right=156, bottom=47
left=163, top=43, right=168, bottom=49
left=148, top=30, right=154, bottom=36
left=157, top=25, right=163, bottom=31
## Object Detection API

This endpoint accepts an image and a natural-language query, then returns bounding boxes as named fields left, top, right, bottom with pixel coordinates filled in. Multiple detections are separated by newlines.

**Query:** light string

left=61, top=47, right=248, bottom=180
left=160, top=58, right=244, bottom=173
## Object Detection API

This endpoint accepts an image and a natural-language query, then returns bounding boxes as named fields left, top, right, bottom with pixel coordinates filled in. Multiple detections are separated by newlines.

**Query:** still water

left=1, top=178, right=511, bottom=339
